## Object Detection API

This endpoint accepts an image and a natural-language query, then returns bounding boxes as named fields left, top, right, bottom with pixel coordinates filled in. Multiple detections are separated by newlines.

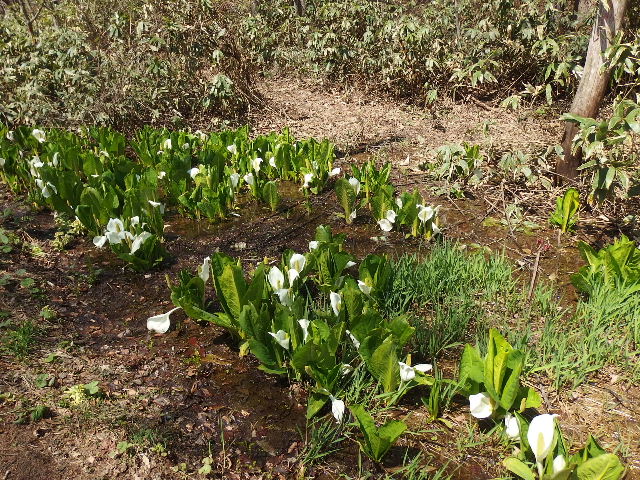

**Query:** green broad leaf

left=218, top=263, right=247, bottom=321
left=572, top=435, right=608, bottom=464
left=521, top=387, right=542, bottom=410
left=350, top=404, right=405, bottom=462
left=377, top=420, right=407, bottom=448
left=306, top=391, right=329, bottom=419
left=75, top=205, right=98, bottom=234
left=387, top=316, right=415, bottom=348
left=262, top=181, right=280, bottom=212
left=459, top=344, right=484, bottom=391
left=368, top=338, right=400, bottom=393
left=247, top=338, right=279, bottom=372
left=350, top=404, right=381, bottom=460
left=503, top=457, right=536, bottom=480
left=575, top=454, right=624, bottom=480
left=335, top=178, right=356, bottom=224
left=499, top=349, right=524, bottom=410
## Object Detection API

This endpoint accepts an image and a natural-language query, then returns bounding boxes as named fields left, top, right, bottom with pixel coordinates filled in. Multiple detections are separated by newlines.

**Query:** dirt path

left=252, top=76, right=558, bottom=159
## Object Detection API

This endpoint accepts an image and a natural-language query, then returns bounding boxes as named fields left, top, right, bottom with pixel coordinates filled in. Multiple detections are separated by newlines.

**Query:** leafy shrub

left=243, top=0, right=590, bottom=102
left=0, top=0, right=258, bottom=130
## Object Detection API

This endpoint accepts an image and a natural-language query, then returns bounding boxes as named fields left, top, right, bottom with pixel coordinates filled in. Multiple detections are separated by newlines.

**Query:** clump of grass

left=381, top=242, right=518, bottom=361
left=1, top=319, right=41, bottom=358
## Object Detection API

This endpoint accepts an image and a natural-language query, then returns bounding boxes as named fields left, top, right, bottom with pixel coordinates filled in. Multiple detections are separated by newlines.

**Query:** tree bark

left=293, top=0, right=306, bottom=16
left=556, top=0, right=630, bottom=184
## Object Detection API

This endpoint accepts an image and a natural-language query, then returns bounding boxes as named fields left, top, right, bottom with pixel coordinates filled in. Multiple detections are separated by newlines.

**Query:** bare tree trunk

left=556, top=0, right=630, bottom=184
left=293, top=0, right=306, bottom=16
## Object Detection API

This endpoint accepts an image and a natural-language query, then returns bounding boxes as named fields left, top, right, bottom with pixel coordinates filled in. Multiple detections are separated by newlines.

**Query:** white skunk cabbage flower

left=147, top=307, right=181, bottom=334
left=269, top=156, right=277, bottom=168
left=252, top=157, right=263, bottom=172
left=308, top=241, right=319, bottom=251
left=198, top=256, right=211, bottom=283
left=130, top=232, right=153, bottom=254
left=329, top=167, right=341, bottom=177
left=346, top=329, right=360, bottom=349
left=378, top=219, right=393, bottom=232
left=398, top=362, right=432, bottom=382
left=105, top=218, right=130, bottom=245
left=504, top=414, right=520, bottom=440
left=268, top=266, right=285, bottom=291
left=268, top=330, right=290, bottom=350
left=528, top=414, right=558, bottom=465
left=348, top=177, right=361, bottom=195
left=276, top=288, right=294, bottom=306
left=148, top=200, right=165, bottom=214
left=357, top=280, right=372, bottom=295
left=162, top=138, right=172, bottom=150
left=329, top=395, right=345, bottom=423
left=289, top=253, right=306, bottom=273
left=32, top=129, right=46, bottom=143
left=157, top=171, right=167, bottom=179
left=469, top=392, right=494, bottom=419
left=298, top=318, right=310, bottom=342
left=417, top=204, right=435, bottom=222
left=287, top=268, right=299, bottom=285
left=188, top=167, right=200, bottom=179
left=345, top=261, right=356, bottom=268
left=303, top=173, right=314, bottom=188
left=243, top=173, right=254, bottom=186
left=227, top=144, right=237, bottom=155
left=553, top=455, right=567, bottom=476
left=348, top=209, right=357, bottom=222
left=229, top=172, right=240, bottom=189
left=330, top=292, right=342, bottom=316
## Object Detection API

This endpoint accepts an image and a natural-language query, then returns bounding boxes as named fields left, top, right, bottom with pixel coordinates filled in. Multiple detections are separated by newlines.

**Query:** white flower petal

left=298, top=318, right=310, bottom=343
left=288, top=268, right=299, bottom=285
left=399, top=362, right=416, bottom=382
left=147, top=307, right=181, bottom=334
left=348, top=177, right=361, bottom=196
left=527, top=414, right=558, bottom=464
left=553, top=455, right=566, bottom=474
left=93, top=235, right=107, bottom=248
left=329, top=396, right=345, bottom=423
left=198, top=256, right=211, bottom=283
left=276, top=288, right=293, bottom=306
left=330, top=292, right=341, bottom=316
left=32, top=129, right=46, bottom=143
left=268, top=330, right=290, bottom=350
left=357, top=280, right=372, bottom=295
left=308, top=241, right=319, bottom=251
left=289, top=253, right=306, bottom=273
left=469, top=392, right=494, bottom=419
left=346, top=329, right=360, bottom=349
left=230, top=172, right=240, bottom=188
left=131, top=232, right=153, bottom=254
left=268, top=267, right=285, bottom=291
left=378, top=219, right=393, bottom=232
left=414, top=364, right=432, bottom=373
left=504, top=414, right=520, bottom=440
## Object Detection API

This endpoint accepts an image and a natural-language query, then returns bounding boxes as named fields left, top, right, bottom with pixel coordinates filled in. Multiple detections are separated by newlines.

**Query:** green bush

left=243, top=0, right=590, bottom=102
left=0, top=0, right=259, bottom=130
